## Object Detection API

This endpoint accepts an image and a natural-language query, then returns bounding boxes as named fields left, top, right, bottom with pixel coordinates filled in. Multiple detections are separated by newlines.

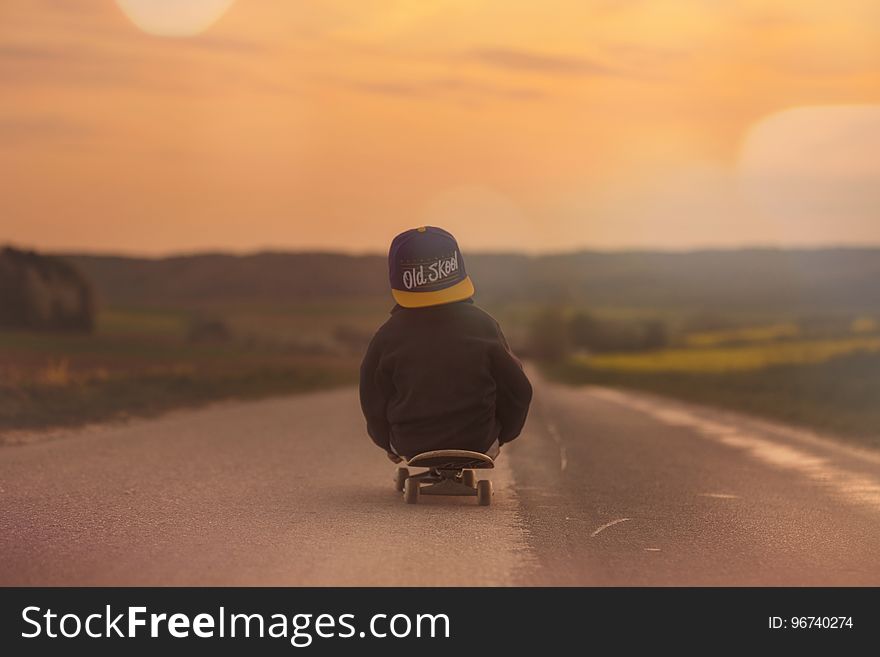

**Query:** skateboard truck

left=394, top=449, right=494, bottom=506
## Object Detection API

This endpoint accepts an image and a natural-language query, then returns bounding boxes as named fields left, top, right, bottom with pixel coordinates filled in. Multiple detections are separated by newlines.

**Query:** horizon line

left=4, top=242, right=880, bottom=260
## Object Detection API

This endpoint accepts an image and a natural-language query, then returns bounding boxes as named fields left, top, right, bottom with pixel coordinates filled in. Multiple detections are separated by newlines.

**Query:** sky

left=2, top=0, right=879, bottom=255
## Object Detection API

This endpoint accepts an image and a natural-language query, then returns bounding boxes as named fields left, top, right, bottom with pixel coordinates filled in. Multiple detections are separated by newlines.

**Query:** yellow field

left=580, top=336, right=880, bottom=373
left=685, top=323, right=800, bottom=347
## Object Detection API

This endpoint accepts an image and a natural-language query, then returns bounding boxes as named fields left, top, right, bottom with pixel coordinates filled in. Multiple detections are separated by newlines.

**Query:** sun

left=737, top=105, right=880, bottom=235
left=115, top=0, right=236, bottom=37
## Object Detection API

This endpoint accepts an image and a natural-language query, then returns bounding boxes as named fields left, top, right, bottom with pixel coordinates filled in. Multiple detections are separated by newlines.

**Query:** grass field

left=0, top=305, right=377, bottom=435
left=549, top=322, right=880, bottom=448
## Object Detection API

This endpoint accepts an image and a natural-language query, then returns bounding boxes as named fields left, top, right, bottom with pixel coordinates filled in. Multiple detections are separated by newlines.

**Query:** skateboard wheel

left=404, top=477, right=419, bottom=504
left=477, top=479, right=492, bottom=506
left=394, top=467, right=410, bottom=492
left=463, top=470, right=476, bottom=488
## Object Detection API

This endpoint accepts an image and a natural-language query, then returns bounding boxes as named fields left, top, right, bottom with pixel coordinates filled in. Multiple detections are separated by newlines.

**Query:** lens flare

left=738, top=105, right=880, bottom=242
left=115, top=0, right=236, bottom=37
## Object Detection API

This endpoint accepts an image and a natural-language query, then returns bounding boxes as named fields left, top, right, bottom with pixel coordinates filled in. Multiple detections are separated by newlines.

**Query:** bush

left=525, top=307, right=571, bottom=361
left=526, top=309, right=668, bottom=361
left=568, top=312, right=668, bottom=353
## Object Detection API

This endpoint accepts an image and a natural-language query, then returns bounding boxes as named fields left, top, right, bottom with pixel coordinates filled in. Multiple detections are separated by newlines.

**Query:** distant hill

left=62, top=252, right=389, bottom=308
left=58, top=248, right=880, bottom=317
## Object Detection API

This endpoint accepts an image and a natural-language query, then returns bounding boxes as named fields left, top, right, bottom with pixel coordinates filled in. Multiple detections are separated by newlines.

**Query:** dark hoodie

left=359, top=299, right=532, bottom=458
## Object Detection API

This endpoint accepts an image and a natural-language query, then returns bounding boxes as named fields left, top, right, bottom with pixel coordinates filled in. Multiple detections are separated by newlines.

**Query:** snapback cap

left=388, top=226, right=475, bottom=308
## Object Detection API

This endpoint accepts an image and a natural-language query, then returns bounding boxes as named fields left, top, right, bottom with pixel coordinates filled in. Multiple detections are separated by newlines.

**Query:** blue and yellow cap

left=388, top=226, right=475, bottom=308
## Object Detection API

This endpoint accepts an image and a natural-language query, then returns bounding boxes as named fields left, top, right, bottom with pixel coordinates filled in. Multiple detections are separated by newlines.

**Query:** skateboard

left=394, top=449, right=495, bottom=506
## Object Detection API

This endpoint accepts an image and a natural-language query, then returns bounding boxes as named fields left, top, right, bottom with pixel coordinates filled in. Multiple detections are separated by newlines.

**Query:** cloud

left=340, top=80, right=423, bottom=98
left=739, top=12, right=805, bottom=30
left=332, top=76, right=545, bottom=103
left=175, top=35, right=265, bottom=53
left=590, top=0, right=649, bottom=12
left=0, top=44, right=65, bottom=61
left=766, top=50, right=878, bottom=78
left=0, top=34, right=273, bottom=95
left=600, top=42, right=689, bottom=64
left=467, top=47, right=628, bottom=78
left=0, top=115, right=93, bottom=145
left=427, top=77, right=545, bottom=101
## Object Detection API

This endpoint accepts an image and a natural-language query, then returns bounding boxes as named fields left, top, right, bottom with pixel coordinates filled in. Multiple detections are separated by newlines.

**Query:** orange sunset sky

left=2, top=0, right=879, bottom=255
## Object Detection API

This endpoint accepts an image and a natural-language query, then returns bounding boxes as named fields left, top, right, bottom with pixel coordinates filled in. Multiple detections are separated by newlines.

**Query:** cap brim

left=392, top=276, right=475, bottom=308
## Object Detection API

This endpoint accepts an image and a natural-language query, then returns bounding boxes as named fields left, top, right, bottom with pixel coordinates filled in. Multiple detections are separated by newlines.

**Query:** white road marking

left=545, top=420, right=568, bottom=472
left=590, top=517, right=631, bottom=537
left=699, top=493, right=739, bottom=499
left=644, top=548, right=661, bottom=552
left=589, top=387, right=880, bottom=512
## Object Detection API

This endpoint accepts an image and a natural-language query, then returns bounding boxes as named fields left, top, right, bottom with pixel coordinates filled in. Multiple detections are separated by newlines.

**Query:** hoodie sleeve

left=490, top=322, right=533, bottom=444
left=359, top=331, right=394, bottom=451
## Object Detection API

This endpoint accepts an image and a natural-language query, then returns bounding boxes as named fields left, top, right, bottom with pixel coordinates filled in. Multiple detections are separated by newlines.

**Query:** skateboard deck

left=406, top=449, right=494, bottom=470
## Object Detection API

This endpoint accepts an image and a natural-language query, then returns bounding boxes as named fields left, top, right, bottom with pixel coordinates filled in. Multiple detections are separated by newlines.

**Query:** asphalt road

left=3, top=371, right=880, bottom=586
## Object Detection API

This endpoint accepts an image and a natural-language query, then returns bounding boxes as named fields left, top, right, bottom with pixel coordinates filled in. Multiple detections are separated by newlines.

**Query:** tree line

left=526, top=307, right=668, bottom=361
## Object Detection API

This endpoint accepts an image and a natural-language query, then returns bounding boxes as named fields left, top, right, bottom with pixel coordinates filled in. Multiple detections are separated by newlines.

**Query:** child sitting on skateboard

left=359, top=226, right=532, bottom=462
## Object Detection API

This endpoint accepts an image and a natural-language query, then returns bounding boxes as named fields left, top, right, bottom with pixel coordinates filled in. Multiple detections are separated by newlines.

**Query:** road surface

left=3, top=371, right=880, bottom=585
